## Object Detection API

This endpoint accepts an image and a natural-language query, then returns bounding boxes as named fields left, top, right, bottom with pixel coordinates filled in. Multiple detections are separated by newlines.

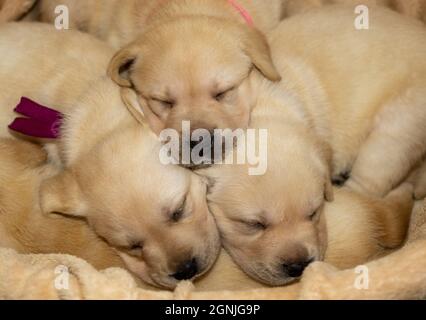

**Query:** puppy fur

left=29, top=0, right=284, bottom=157
left=103, top=0, right=281, bottom=141
left=282, top=0, right=426, bottom=24
left=202, top=136, right=414, bottom=286
left=0, top=138, right=413, bottom=292
left=267, top=6, right=426, bottom=198
left=0, top=0, right=36, bottom=23
left=37, top=0, right=283, bottom=48
left=0, top=23, right=221, bottom=289
left=0, top=138, right=126, bottom=272
left=200, top=6, right=425, bottom=285
left=0, top=22, right=114, bottom=163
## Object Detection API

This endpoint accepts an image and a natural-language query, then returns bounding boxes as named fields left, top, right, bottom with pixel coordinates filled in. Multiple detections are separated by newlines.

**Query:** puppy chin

left=246, top=268, right=301, bottom=287
left=118, top=252, right=178, bottom=289
left=227, top=248, right=314, bottom=287
left=195, top=243, right=222, bottom=279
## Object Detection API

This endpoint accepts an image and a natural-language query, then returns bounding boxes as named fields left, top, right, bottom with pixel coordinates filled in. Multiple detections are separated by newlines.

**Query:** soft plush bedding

left=1, top=200, right=424, bottom=300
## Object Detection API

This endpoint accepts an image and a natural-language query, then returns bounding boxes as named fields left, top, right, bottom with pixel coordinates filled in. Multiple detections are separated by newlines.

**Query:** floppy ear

left=39, top=170, right=87, bottom=218
left=107, top=42, right=140, bottom=88
left=243, top=28, right=281, bottom=82
left=120, top=87, right=147, bottom=126
left=324, top=178, right=334, bottom=202
left=121, top=87, right=167, bottom=135
left=121, top=88, right=166, bottom=135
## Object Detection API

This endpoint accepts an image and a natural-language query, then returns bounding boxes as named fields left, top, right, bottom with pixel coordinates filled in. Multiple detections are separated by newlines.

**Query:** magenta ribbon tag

left=8, top=97, right=64, bottom=139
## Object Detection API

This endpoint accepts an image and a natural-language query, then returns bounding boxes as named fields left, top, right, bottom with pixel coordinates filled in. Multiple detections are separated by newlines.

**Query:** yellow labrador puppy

left=0, top=138, right=413, bottom=292
left=266, top=6, right=426, bottom=198
left=0, top=23, right=220, bottom=289
left=202, top=140, right=414, bottom=287
left=32, top=0, right=283, bottom=161
left=200, top=6, right=425, bottom=285
left=103, top=0, right=282, bottom=140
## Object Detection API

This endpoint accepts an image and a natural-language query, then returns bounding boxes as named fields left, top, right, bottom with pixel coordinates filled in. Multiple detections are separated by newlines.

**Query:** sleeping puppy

left=104, top=0, right=282, bottom=146
left=265, top=6, right=426, bottom=198
left=0, top=138, right=201, bottom=291
left=0, top=137, right=235, bottom=293
left=33, top=0, right=283, bottom=164
left=199, top=6, right=426, bottom=285
left=0, top=23, right=220, bottom=289
left=199, top=184, right=414, bottom=290
left=0, top=138, right=413, bottom=293
left=202, top=133, right=414, bottom=286
left=40, top=97, right=220, bottom=289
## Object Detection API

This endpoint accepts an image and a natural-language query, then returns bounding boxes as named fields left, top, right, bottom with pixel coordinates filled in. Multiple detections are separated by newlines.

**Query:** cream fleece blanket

left=1, top=200, right=425, bottom=300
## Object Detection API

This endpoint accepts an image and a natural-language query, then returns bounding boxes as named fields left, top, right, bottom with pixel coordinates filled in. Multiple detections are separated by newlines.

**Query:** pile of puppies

left=0, top=0, right=426, bottom=295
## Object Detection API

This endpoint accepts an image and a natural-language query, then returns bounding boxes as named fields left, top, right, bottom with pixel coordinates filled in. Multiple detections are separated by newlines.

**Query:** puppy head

left=108, top=17, right=280, bottom=138
left=40, top=126, right=220, bottom=289
left=202, top=129, right=332, bottom=286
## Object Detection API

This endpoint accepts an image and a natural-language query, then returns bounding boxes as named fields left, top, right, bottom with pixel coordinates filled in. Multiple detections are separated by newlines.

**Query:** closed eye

left=170, top=198, right=187, bottom=223
left=130, top=243, right=143, bottom=250
left=152, top=97, right=175, bottom=109
left=213, top=86, right=235, bottom=102
left=126, top=241, right=144, bottom=256
left=248, top=221, right=267, bottom=230
left=171, top=207, right=184, bottom=222
left=238, top=219, right=267, bottom=232
left=309, top=205, right=323, bottom=221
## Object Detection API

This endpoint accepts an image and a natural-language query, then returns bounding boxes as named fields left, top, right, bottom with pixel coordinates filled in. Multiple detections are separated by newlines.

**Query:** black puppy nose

left=172, top=259, right=198, bottom=281
left=283, top=259, right=313, bottom=278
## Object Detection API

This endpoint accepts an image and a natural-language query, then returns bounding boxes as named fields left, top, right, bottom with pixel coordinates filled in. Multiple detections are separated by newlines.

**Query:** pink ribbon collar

left=228, top=0, right=254, bottom=26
